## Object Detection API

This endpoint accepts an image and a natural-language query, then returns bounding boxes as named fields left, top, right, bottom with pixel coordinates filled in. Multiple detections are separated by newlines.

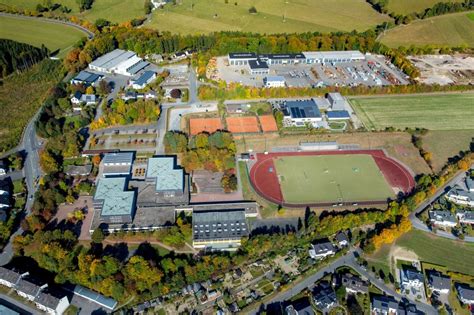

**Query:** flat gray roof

left=94, top=177, right=135, bottom=217
left=193, top=209, right=248, bottom=241
left=103, top=152, right=134, bottom=165
left=90, top=49, right=136, bottom=70
left=73, top=285, right=117, bottom=310
left=146, top=157, right=183, bottom=192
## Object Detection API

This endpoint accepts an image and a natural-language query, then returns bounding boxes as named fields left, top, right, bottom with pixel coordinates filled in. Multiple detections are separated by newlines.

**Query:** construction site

left=408, top=54, right=474, bottom=85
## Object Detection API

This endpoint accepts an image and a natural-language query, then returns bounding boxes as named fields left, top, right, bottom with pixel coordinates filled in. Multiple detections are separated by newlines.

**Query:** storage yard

left=408, top=54, right=474, bottom=85
left=215, top=52, right=409, bottom=88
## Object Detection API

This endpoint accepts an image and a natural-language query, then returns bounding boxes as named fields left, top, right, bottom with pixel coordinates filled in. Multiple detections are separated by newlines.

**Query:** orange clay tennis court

left=258, top=115, right=278, bottom=132
left=189, top=118, right=223, bottom=135
left=226, top=116, right=260, bottom=133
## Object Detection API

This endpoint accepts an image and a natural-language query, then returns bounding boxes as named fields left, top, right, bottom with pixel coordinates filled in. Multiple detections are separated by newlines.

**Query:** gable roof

left=429, top=273, right=451, bottom=290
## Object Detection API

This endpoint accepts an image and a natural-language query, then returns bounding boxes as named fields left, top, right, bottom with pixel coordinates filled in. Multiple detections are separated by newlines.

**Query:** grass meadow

left=423, top=130, right=473, bottom=171
left=0, top=15, right=86, bottom=57
left=395, top=230, right=474, bottom=276
left=380, top=11, right=474, bottom=47
left=148, top=0, right=390, bottom=34
left=0, top=0, right=145, bottom=23
left=349, top=93, right=474, bottom=131
left=386, top=0, right=464, bottom=14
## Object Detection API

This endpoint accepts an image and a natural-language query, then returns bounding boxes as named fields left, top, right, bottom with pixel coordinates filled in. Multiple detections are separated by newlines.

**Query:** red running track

left=248, top=150, right=415, bottom=207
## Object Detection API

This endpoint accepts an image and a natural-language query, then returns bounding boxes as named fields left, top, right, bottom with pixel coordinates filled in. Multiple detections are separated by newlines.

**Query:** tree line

left=0, top=39, right=49, bottom=78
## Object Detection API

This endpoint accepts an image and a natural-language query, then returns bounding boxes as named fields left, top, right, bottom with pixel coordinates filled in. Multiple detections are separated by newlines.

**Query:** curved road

left=0, top=12, right=95, bottom=39
left=409, top=169, right=474, bottom=243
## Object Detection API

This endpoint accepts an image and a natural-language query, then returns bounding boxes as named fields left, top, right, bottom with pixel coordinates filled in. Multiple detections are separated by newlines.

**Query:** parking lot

left=216, top=55, right=409, bottom=88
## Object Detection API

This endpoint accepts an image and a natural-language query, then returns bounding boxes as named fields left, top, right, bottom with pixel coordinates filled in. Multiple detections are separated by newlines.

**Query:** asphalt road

left=250, top=249, right=437, bottom=315
left=409, top=170, right=474, bottom=243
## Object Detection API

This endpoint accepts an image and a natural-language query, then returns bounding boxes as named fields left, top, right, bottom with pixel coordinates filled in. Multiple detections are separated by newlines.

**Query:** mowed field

left=380, top=11, right=474, bottom=47
left=0, top=15, right=86, bottom=57
left=423, top=130, right=473, bottom=172
left=148, top=0, right=390, bottom=34
left=0, top=0, right=145, bottom=23
left=386, top=0, right=464, bottom=14
left=349, top=93, right=474, bottom=131
left=274, top=155, right=394, bottom=204
left=395, top=230, right=474, bottom=276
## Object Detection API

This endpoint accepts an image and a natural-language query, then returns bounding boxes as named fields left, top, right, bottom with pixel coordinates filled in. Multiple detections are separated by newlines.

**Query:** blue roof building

left=326, top=110, right=350, bottom=120
left=131, top=71, right=157, bottom=89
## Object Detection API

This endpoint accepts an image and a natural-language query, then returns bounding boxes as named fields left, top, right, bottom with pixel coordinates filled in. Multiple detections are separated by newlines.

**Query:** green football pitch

left=274, top=155, right=395, bottom=204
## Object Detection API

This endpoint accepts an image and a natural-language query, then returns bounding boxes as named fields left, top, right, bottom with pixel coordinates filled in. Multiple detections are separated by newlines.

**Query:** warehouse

left=303, top=51, right=365, bottom=64
left=88, top=49, right=149, bottom=76
left=282, top=99, right=322, bottom=127
left=192, top=209, right=249, bottom=251
left=261, top=53, right=306, bottom=65
left=70, top=70, right=103, bottom=86
left=248, top=59, right=269, bottom=75
left=228, top=52, right=257, bottom=65
left=94, top=177, right=136, bottom=224
left=264, top=75, right=286, bottom=88
left=327, top=92, right=349, bottom=110
left=130, top=71, right=157, bottom=89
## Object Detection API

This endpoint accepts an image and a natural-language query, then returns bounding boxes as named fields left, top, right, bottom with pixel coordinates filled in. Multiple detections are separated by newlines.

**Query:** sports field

left=0, top=15, right=86, bottom=57
left=349, top=93, right=474, bottom=131
left=148, top=0, right=390, bottom=34
left=380, top=11, right=474, bottom=47
left=274, top=155, right=394, bottom=204
left=386, top=0, right=464, bottom=14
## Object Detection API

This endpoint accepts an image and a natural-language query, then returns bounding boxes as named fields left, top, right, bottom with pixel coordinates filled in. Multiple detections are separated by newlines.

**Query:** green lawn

left=380, top=11, right=474, bottom=47
left=0, top=15, right=86, bottom=57
left=349, top=93, right=474, bottom=131
left=0, top=0, right=145, bottom=23
left=148, top=0, right=390, bottom=34
left=274, top=154, right=394, bottom=204
left=395, top=230, right=474, bottom=276
left=386, top=0, right=464, bottom=15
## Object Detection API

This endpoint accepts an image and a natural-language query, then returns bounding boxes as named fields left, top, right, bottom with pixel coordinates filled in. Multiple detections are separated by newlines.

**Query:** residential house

left=457, top=284, right=474, bottom=305
left=15, top=279, right=43, bottom=301
left=429, top=210, right=458, bottom=228
left=309, top=240, right=336, bottom=260
left=400, top=268, right=424, bottom=289
left=34, top=291, right=70, bottom=315
left=0, top=160, right=6, bottom=176
left=428, top=272, right=451, bottom=294
left=0, top=267, right=21, bottom=288
left=341, top=273, right=369, bottom=294
left=80, top=94, right=97, bottom=105
left=371, top=295, right=399, bottom=315
left=312, top=281, right=337, bottom=313
left=0, top=179, right=10, bottom=209
left=70, top=91, right=82, bottom=105
left=446, top=176, right=474, bottom=207
left=335, top=231, right=349, bottom=247
left=457, top=211, right=474, bottom=225
left=144, top=90, right=157, bottom=99
left=285, top=297, right=314, bottom=315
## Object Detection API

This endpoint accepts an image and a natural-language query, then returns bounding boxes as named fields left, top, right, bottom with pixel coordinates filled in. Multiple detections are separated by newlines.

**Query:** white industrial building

left=263, top=76, right=285, bottom=88
left=303, top=51, right=365, bottom=64
left=89, top=49, right=149, bottom=76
